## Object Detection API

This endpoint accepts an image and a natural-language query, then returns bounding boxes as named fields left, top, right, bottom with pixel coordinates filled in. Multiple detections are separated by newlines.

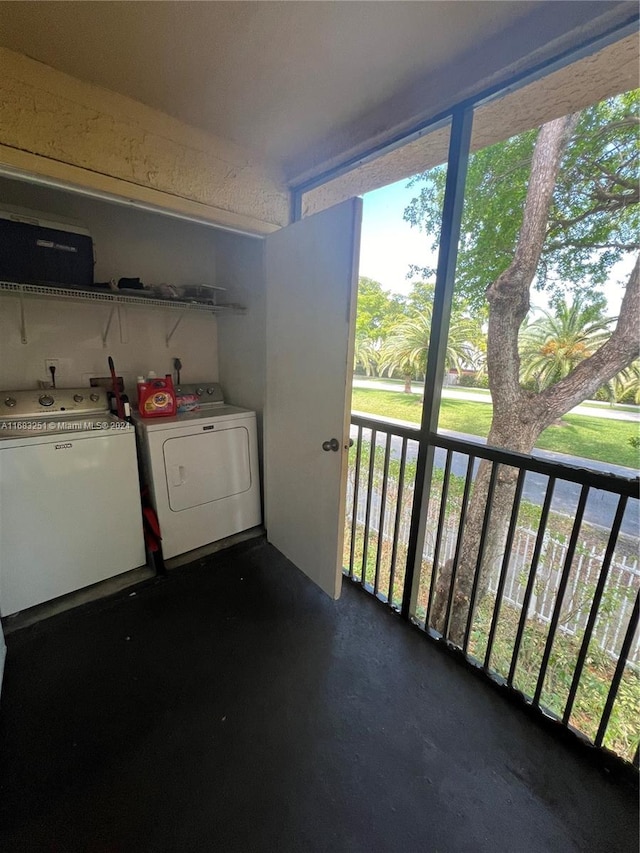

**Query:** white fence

left=431, top=521, right=640, bottom=667
left=346, top=474, right=640, bottom=667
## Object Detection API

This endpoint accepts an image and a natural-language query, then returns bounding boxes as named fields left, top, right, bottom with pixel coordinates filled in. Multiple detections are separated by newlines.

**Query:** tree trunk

left=428, top=114, right=640, bottom=648
left=403, top=375, right=412, bottom=393
left=431, top=255, right=639, bottom=645
left=429, top=417, right=543, bottom=642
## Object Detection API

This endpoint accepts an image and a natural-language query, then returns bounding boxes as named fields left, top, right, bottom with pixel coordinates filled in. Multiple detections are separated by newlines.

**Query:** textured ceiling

left=0, top=2, right=635, bottom=182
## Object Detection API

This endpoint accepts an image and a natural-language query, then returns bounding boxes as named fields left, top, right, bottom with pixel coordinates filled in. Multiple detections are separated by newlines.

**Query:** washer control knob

left=89, top=393, right=100, bottom=402
left=196, top=387, right=204, bottom=396
left=39, top=394, right=54, bottom=407
left=4, top=396, right=17, bottom=408
left=73, top=394, right=84, bottom=403
left=207, top=387, right=215, bottom=395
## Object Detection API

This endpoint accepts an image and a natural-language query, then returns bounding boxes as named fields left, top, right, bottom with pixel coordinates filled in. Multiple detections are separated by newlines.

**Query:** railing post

left=401, top=107, right=474, bottom=620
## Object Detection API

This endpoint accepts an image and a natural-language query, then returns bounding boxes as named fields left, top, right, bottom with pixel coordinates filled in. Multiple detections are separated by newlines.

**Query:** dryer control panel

left=174, top=382, right=224, bottom=408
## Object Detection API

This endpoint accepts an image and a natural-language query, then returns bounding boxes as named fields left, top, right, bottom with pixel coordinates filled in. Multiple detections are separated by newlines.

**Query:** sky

left=358, top=179, right=433, bottom=296
left=357, top=177, right=631, bottom=315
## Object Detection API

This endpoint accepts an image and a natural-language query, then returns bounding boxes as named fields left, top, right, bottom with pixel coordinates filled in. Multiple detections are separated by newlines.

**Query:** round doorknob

left=322, top=438, right=340, bottom=452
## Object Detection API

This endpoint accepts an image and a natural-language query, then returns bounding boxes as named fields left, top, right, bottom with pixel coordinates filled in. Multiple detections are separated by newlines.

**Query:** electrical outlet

left=44, top=358, right=60, bottom=388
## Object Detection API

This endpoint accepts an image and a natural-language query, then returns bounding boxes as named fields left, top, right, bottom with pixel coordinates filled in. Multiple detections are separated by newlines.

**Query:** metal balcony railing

left=345, top=413, right=640, bottom=766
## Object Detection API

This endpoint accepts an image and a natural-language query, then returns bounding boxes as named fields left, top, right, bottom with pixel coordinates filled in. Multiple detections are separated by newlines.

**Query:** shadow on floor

left=0, top=537, right=637, bottom=852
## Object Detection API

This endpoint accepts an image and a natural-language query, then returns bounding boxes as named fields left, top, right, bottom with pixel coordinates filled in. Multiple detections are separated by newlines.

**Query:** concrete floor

left=0, top=538, right=637, bottom=852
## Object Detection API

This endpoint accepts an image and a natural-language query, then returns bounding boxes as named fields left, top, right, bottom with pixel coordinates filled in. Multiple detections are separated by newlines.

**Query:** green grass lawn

left=351, top=388, right=640, bottom=469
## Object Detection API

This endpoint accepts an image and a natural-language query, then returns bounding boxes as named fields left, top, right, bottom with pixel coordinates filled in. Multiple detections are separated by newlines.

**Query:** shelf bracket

left=102, top=305, right=116, bottom=347
left=19, top=288, right=27, bottom=345
left=166, top=311, right=186, bottom=347
left=118, top=305, right=129, bottom=344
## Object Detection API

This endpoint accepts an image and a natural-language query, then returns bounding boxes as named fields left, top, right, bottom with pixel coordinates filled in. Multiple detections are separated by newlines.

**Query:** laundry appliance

left=0, top=387, right=146, bottom=616
left=132, top=382, right=261, bottom=560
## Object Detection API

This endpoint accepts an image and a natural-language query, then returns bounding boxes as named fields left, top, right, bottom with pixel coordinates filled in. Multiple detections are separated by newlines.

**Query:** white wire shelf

left=0, top=280, right=245, bottom=346
left=0, top=280, right=244, bottom=314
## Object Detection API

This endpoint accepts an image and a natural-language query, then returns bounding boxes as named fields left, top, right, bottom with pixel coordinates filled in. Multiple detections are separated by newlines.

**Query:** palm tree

left=353, top=335, right=380, bottom=377
left=379, top=310, right=480, bottom=393
left=601, top=360, right=640, bottom=405
left=519, top=297, right=613, bottom=392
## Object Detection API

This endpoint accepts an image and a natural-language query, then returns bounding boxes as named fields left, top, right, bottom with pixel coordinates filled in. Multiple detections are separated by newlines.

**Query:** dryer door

left=163, top=426, right=252, bottom=512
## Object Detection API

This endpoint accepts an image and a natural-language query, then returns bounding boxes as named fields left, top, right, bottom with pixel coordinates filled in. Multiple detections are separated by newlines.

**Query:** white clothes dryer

left=133, top=382, right=261, bottom=560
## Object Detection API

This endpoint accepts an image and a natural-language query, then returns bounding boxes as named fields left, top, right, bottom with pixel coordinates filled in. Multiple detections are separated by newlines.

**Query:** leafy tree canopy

left=355, top=277, right=406, bottom=341
left=404, top=91, right=639, bottom=312
left=403, top=280, right=434, bottom=316
left=355, top=275, right=486, bottom=379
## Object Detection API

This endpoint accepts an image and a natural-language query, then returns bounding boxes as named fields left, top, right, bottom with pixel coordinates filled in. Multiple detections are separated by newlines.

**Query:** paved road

left=353, top=379, right=640, bottom=423
left=349, top=423, right=639, bottom=538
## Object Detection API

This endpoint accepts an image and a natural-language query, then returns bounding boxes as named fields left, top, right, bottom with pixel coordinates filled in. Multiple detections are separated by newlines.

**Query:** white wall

left=216, top=231, right=266, bottom=416
left=215, top=229, right=267, bottom=483
left=0, top=296, right=218, bottom=394
left=0, top=177, right=229, bottom=394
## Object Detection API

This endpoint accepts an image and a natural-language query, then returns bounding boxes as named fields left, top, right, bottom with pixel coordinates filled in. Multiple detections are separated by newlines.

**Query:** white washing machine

left=0, top=387, right=146, bottom=616
left=132, top=382, right=261, bottom=560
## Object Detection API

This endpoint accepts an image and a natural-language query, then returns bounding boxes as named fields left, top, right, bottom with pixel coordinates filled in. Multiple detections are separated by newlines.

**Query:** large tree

left=405, top=92, right=639, bottom=644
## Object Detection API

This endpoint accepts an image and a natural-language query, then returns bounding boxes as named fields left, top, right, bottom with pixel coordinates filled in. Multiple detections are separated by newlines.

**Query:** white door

left=265, top=198, right=362, bottom=598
